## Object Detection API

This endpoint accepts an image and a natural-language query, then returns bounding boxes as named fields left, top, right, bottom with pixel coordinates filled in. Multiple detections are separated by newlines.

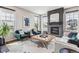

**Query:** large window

left=34, top=16, right=41, bottom=31
left=66, top=11, right=79, bottom=31
left=41, top=16, right=48, bottom=32
left=34, top=15, right=48, bottom=33
left=0, top=10, right=15, bottom=32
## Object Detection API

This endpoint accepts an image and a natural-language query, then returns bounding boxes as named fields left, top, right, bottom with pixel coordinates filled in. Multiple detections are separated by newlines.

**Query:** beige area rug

left=6, top=39, right=54, bottom=53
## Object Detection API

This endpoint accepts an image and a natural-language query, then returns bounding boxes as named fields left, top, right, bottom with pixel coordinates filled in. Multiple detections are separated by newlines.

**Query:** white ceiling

left=18, top=6, right=72, bottom=14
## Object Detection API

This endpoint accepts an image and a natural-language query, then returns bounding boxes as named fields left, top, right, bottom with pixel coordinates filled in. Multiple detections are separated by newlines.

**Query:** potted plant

left=0, top=23, right=10, bottom=45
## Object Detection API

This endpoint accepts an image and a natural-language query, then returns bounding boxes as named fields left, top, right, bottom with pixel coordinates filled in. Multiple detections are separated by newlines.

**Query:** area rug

left=6, top=39, right=54, bottom=53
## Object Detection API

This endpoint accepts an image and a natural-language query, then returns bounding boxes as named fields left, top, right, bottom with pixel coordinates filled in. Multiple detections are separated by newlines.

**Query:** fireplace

left=47, top=8, right=64, bottom=37
left=51, top=27, right=59, bottom=35
left=48, top=25, right=63, bottom=37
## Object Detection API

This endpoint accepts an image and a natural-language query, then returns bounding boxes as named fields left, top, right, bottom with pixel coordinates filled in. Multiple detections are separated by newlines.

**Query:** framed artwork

left=24, top=18, right=29, bottom=26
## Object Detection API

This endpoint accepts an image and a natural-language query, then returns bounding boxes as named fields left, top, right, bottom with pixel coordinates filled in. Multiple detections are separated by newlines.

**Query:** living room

left=0, top=6, right=79, bottom=53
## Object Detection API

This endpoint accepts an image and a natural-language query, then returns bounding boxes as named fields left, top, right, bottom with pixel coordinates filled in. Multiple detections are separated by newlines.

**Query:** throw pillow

left=19, top=30, right=24, bottom=35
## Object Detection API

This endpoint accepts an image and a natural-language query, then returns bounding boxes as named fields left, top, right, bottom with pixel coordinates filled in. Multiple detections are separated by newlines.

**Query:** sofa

left=14, top=30, right=30, bottom=41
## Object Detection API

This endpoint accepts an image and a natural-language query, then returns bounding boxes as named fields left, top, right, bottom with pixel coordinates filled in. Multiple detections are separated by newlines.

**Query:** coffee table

left=31, top=35, right=55, bottom=48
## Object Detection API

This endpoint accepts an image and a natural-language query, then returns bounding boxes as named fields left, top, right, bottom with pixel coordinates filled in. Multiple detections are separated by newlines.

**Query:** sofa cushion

left=19, top=30, right=24, bottom=35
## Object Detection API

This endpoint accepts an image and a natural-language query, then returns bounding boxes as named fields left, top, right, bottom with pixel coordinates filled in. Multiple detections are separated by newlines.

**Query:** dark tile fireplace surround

left=48, top=8, right=64, bottom=37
